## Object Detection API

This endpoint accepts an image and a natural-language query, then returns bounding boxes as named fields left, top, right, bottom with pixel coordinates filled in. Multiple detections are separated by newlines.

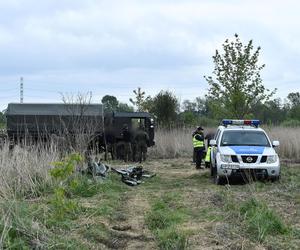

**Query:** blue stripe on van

left=229, top=146, right=265, bottom=154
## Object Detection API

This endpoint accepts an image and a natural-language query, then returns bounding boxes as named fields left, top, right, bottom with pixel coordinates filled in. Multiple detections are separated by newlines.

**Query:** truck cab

left=104, top=112, right=155, bottom=146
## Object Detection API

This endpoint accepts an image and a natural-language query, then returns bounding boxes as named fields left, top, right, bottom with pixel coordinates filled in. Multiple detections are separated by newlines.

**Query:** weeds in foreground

left=145, top=193, right=189, bottom=250
left=240, top=198, right=289, bottom=242
left=219, top=188, right=289, bottom=244
left=0, top=201, right=50, bottom=249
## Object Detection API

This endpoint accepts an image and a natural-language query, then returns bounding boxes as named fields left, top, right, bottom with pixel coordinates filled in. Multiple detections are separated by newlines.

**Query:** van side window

left=214, top=129, right=220, bottom=140
left=216, top=132, right=222, bottom=145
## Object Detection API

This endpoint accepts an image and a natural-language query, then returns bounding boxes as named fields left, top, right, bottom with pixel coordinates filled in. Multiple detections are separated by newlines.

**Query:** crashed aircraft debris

left=83, top=159, right=156, bottom=186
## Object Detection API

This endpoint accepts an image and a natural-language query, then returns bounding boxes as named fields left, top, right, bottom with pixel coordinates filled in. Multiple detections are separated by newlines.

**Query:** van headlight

left=267, top=155, right=277, bottom=164
left=220, top=154, right=232, bottom=163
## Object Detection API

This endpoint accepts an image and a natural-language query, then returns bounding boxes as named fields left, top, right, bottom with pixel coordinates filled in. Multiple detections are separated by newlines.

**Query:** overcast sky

left=0, top=0, right=299, bottom=110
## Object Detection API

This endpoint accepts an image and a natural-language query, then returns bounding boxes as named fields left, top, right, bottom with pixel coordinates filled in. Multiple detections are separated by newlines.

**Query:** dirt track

left=73, top=158, right=300, bottom=249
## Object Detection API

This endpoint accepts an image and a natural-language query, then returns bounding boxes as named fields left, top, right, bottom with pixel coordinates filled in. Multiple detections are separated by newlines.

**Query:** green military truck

left=5, top=103, right=155, bottom=155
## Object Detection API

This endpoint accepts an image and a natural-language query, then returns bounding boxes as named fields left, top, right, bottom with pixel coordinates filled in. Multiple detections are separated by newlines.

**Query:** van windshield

left=221, top=130, right=270, bottom=147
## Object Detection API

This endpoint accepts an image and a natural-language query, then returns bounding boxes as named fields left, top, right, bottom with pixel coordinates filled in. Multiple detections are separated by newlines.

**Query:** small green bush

left=240, top=198, right=288, bottom=242
left=49, top=187, right=79, bottom=222
left=49, top=153, right=83, bottom=223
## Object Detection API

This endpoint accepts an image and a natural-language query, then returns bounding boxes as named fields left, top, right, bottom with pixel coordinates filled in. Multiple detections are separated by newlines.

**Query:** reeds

left=0, top=144, right=60, bottom=199
left=149, top=127, right=300, bottom=161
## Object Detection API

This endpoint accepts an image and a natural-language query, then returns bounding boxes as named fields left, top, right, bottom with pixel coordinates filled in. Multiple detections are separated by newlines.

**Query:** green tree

left=182, top=100, right=196, bottom=112
left=117, top=102, right=134, bottom=112
left=179, top=111, right=197, bottom=126
left=195, top=97, right=209, bottom=115
left=205, top=34, right=275, bottom=119
left=150, top=91, right=179, bottom=127
left=287, top=92, right=300, bottom=120
left=287, top=92, right=300, bottom=107
left=129, top=87, right=152, bottom=111
left=251, top=98, right=287, bottom=125
left=101, top=95, right=119, bottom=112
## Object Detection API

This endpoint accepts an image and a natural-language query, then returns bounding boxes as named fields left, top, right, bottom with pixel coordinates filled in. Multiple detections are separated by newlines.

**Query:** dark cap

left=197, top=126, right=204, bottom=131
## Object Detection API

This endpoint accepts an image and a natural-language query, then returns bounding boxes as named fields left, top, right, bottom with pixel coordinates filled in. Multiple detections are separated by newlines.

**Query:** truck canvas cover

left=7, top=103, right=103, bottom=116
left=6, top=103, right=104, bottom=135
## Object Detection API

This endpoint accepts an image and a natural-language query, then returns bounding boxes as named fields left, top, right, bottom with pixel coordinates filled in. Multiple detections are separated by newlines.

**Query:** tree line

left=101, top=89, right=300, bottom=127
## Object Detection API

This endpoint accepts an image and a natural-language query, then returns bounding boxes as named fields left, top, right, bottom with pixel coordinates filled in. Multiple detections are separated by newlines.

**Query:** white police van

left=210, top=120, right=280, bottom=184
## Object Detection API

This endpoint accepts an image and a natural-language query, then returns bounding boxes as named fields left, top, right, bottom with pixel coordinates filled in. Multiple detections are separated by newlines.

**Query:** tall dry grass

left=0, top=144, right=60, bottom=199
left=149, top=127, right=300, bottom=161
left=0, top=126, right=299, bottom=197
left=149, top=128, right=193, bottom=159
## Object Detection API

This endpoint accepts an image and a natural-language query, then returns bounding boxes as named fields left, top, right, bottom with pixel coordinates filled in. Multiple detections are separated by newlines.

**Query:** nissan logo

left=246, top=156, right=253, bottom=163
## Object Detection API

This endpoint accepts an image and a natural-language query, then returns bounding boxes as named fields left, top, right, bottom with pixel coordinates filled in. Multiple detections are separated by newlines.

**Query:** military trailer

left=5, top=103, right=155, bottom=154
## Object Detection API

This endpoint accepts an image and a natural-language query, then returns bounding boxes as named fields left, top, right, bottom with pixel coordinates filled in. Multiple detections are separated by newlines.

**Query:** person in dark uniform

left=105, top=131, right=116, bottom=160
left=134, top=125, right=149, bottom=163
left=122, top=124, right=132, bottom=162
left=205, top=130, right=215, bottom=150
left=131, top=137, right=137, bottom=162
left=192, top=128, right=198, bottom=163
left=193, top=126, right=205, bottom=169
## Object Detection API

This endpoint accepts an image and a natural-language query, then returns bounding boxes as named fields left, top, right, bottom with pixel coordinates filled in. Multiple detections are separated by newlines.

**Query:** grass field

left=1, top=126, right=300, bottom=249
left=1, top=152, right=300, bottom=249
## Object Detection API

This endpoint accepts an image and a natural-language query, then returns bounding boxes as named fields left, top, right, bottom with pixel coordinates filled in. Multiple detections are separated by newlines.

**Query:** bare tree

left=60, top=92, right=104, bottom=155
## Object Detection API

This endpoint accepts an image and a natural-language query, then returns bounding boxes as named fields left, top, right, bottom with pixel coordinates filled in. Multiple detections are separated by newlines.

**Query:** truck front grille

left=241, top=155, right=258, bottom=163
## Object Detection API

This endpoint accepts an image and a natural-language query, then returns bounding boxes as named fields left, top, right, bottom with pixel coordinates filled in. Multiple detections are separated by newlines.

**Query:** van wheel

left=213, top=175, right=221, bottom=185
left=271, top=175, right=281, bottom=182
left=214, top=175, right=225, bottom=185
left=210, top=162, right=214, bottom=177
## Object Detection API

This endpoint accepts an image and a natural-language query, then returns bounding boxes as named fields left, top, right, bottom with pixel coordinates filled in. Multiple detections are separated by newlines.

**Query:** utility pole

left=20, top=77, right=24, bottom=103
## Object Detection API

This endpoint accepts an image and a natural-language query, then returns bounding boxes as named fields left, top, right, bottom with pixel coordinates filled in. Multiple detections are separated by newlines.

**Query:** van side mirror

left=210, top=139, right=217, bottom=146
left=272, top=140, right=280, bottom=147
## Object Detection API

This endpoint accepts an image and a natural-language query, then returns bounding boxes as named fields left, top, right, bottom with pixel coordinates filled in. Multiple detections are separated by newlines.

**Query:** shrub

left=49, top=154, right=83, bottom=223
